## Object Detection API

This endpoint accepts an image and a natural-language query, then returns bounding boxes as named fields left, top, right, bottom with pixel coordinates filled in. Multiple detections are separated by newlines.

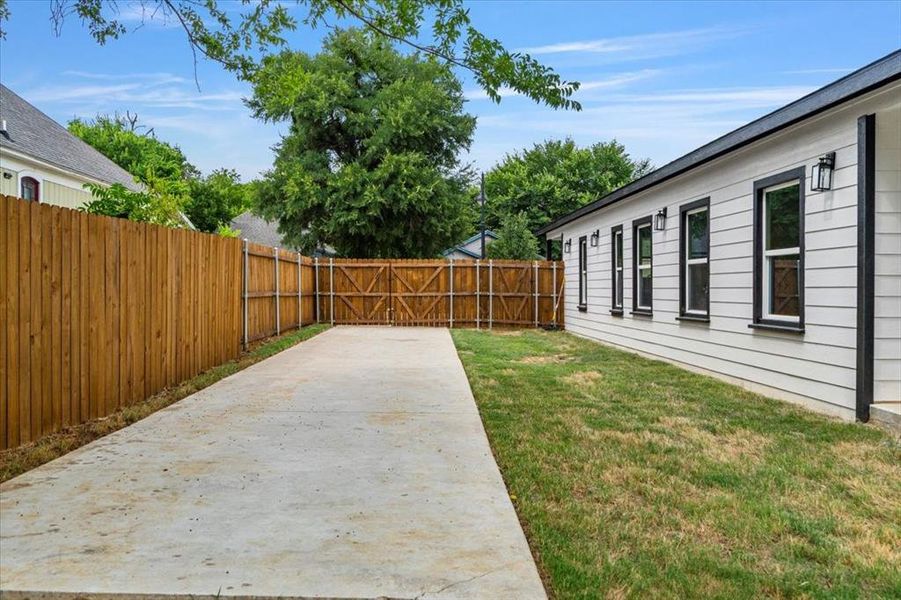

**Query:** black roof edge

left=537, top=50, right=901, bottom=236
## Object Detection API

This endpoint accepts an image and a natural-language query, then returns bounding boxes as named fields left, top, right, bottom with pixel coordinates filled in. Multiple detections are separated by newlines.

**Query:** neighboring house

left=538, top=50, right=901, bottom=425
left=442, top=230, right=498, bottom=259
left=231, top=211, right=335, bottom=256
left=0, top=84, right=142, bottom=208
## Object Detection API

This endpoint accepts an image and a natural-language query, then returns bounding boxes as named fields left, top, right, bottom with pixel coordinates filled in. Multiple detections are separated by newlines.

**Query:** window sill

left=630, top=309, right=653, bottom=317
left=676, top=314, right=709, bottom=323
left=578, top=305, right=588, bottom=312
left=748, top=321, right=805, bottom=334
left=609, top=308, right=624, bottom=316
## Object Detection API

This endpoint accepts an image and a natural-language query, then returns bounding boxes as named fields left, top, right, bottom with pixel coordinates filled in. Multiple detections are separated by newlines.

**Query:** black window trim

left=750, top=166, right=806, bottom=333
left=610, top=225, right=624, bottom=315
left=678, top=197, right=711, bottom=322
left=578, top=235, right=588, bottom=311
left=631, top=215, right=653, bottom=316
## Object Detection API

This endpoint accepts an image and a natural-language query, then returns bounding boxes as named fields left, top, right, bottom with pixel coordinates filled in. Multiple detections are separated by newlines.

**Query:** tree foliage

left=69, top=114, right=251, bottom=232
left=485, top=139, right=652, bottom=234
left=81, top=181, right=186, bottom=227
left=251, top=28, right=476, bottom=258
left=186, top=169, right=253, bottom=233
left=3, top=0, right=579, bottom=110
left=486, top=212, right=540, bottom=260
left=69, top=113, right=197, bottom=187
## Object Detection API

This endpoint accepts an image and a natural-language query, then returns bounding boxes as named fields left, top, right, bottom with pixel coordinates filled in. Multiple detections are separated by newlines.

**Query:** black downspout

left=856, top=113, right=876, bottom=422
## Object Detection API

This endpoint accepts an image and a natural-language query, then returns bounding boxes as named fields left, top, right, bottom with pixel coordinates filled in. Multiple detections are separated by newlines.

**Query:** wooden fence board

left=0, top=196, right=243, bottom=450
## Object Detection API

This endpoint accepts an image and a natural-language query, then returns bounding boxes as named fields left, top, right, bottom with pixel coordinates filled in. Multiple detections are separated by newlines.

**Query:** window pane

left=639, top=268, right=652, bottom=308
left=769, top=255, right=800, bottom=316
left=765, top=184, right=800, bottom=250
left=687, top=210, right=708, bottom=259
left=616, top=271, right=623, bottom=306
left=615, top=234, right=623, bottom=268
left=638, top=226, right=652, bottom=264
left=687, top=263, right=708, bottom=313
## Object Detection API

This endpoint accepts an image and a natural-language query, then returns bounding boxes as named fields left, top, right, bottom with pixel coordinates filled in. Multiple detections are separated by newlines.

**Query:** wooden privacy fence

left=0, top=196, right=242, bottom=450
left=1, top=194, right=563, bottom=449
left=291, top=257, right=564, bottom=329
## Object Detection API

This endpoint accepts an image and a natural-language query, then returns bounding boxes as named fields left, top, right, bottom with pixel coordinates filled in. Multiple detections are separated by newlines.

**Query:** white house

left=0, top=84, right=142, bottom=208
left=538, top=51, right=901, bottom=425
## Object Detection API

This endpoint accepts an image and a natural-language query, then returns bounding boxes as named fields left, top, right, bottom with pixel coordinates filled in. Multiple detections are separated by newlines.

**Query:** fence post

left=488, top=259, right=494, bottom=330
left=329, top=258, right=335, bottom=326
left=475, top=260, right=480, bottom=330
left=274, top=247, right=280, bottom=336
left=449, top=259, right=454, bottom=329
left=533, top=260, right=539, bottom=327
left=552, top=261, right=557, bottom=327
left=314, top=257, right=320, bottom=323
left=242, top=239, right=249, bottom=350
left=297, top=252, right=303, bottom=329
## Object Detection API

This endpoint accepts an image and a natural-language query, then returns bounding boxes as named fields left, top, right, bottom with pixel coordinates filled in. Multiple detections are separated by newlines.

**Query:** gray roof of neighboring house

left=231, top=211, right=293, bottom=248
left=441, top=230, right=498, bottom=258
left=0, top=84, right=141, bottom=191
left=537, top=49, right=901, bottom=235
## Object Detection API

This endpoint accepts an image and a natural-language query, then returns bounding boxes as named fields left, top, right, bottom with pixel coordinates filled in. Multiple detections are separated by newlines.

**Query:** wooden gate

left=312, top=258, right=564, bottom=328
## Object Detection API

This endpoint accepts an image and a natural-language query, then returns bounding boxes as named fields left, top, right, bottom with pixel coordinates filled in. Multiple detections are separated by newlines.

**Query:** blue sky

left=1, top=1, right=899, bottom=181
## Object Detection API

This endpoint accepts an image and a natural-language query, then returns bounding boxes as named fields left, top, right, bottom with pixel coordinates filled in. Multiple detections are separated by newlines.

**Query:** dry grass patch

left=518, top=353, right=573, bottom=365
left=659, top=416, right=770, bottom=464
left=560, top=370, right=603, bottom=388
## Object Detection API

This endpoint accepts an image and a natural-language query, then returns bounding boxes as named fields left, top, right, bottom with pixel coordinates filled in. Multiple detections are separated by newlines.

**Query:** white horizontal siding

left=874, top=98, right=901, bottom=403
left=550, top=83, right=901, bottom=420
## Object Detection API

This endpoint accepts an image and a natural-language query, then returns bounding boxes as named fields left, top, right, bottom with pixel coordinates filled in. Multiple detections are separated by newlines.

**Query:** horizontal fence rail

left=1, top=194, right=564, bottom=450
left=0, top=195, right=242, bottom=450
left=305, top=258, right=565, bottom=329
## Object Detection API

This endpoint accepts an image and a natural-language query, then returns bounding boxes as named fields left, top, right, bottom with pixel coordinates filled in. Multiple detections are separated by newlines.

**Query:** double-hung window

left=752, top=168, right=805, bottom=331
left=578, top=236, right=588, bottom=311
left=610, top=225, right=623, bottom=314
left=679, top=198, right=710, bottom=319
left=632, top=217, right=653, bottom=314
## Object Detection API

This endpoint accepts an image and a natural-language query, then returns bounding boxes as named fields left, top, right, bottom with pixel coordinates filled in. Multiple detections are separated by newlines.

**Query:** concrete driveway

left=0, top=327, right=545, bottom=599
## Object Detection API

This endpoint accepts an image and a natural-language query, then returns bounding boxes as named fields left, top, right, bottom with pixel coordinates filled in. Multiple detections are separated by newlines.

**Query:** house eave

left=537, top=50, right=901, bottom=236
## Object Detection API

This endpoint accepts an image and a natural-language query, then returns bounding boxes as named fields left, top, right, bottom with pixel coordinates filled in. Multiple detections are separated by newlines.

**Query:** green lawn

left=452, top=329, right=900, bottom=599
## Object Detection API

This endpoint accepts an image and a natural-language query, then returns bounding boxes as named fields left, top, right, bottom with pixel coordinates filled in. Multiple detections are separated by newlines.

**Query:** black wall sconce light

left=564, top=238, right=572, bottom=253
left=811, top=152, right=835, bottom=191
left=590, top=229, right=600, bottom=247
left=2, top=171, right=11, bottom=180
left=654, top=207, right=668, bottom=231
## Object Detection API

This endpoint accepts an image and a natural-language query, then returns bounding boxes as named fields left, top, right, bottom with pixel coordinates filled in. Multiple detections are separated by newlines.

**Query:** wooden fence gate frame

left=306, top=258, right=563, bottom=329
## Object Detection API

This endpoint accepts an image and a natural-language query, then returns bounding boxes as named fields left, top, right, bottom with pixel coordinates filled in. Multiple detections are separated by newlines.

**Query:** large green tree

left=250, top=28, right=476, bottom=258
left=69, top=114, right=251, bottom=232
left=485, top=139, right=652, bottom=234
left=486, top=212, right=540, bottom=260
left=0, top=0, right=580, bottom=110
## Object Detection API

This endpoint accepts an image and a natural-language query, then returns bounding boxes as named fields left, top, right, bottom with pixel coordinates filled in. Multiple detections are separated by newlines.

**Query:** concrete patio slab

left=0, top=327, right=545, bottom=599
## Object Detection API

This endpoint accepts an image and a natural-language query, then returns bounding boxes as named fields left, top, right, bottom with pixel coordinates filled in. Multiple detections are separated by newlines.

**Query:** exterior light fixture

left=654, top=207, right=668, bottom=231
left=811, top=152, right=835, bottom=191
left=564, top=238, right=572, bottom=253
left=590, top=229, right=600, bottom=247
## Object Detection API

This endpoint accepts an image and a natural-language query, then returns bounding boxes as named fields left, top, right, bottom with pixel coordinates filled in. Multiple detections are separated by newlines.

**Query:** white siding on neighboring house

left=0, top=152, right=96, bottom=209
left=875, top=101, right=901, bottom=404
left=546, top=83, right=900, bottom=421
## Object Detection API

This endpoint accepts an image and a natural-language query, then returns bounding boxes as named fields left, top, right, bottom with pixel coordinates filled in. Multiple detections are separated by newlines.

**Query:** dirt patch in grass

left=518, top=353, right=573, bottom=365
left=0, top=324, right=330, bottom=483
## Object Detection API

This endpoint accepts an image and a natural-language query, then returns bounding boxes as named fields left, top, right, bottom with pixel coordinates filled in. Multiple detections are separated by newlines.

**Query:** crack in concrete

left=413, top=563, right=513, bottom=599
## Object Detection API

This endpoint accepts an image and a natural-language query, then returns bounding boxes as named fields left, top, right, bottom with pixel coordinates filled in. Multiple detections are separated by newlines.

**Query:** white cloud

left=464, top=69, right=660, bottom=101
left=517, top=26, right=748, bottom=60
